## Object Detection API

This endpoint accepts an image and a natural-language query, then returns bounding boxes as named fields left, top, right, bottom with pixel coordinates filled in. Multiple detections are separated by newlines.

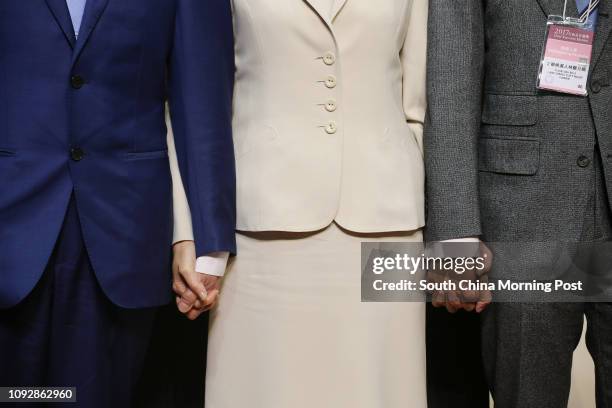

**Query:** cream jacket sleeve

left=402, top=0, right=428, bottom=154
left=167, top=110, right=195, bottom=244
left=167, top=110, right=229, bottom=277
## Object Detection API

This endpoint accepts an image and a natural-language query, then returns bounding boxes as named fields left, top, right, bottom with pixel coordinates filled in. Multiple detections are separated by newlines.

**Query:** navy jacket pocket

left=124, top=150, right=168, bottom=161
left=0, top=149, right=16, bottom=157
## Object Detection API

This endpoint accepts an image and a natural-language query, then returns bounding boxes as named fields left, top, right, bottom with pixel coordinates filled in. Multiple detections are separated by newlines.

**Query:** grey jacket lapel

left=536, top=0, right=579, bottom=18
left=537, top=0, right=611, bottom=70
left=592, top=0, right=612, bottom=68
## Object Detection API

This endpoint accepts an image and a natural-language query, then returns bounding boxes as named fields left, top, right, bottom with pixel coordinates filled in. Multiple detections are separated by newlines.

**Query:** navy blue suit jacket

left=0, top=0, right=236, bottom=309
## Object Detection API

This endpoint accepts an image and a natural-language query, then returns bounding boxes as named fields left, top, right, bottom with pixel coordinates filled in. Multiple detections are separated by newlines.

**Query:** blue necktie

left=576, top=0, right=599, bottom=30
left=66, top=0, right=87, bottom=38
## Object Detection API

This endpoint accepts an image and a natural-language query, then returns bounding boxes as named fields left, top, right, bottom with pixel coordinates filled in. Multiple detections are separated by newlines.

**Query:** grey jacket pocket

left=481, top=94, right=537, bottom=126
left=479, top=137, right=540, bottom=175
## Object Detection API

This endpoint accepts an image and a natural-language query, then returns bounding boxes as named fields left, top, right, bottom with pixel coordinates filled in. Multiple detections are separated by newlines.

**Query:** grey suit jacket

left=425, top=0, right=612, bottom=243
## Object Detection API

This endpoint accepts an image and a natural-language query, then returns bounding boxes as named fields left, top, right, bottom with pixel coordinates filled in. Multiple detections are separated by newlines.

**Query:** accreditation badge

left=537, top=16, right=594, bottom=96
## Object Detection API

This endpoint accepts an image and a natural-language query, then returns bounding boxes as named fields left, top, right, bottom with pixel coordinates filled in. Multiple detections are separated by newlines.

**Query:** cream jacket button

left=323, top=52, right=336, bottom=65
left=325, top=100, right=337, bottom=112
left=325, top=121, right=338, bottom=134
left=325, top=75, right=337, bottom=88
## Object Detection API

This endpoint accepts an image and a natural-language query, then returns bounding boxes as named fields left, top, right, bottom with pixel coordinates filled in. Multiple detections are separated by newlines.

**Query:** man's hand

left=429, top=240, right=493, bottom=314
left=172, top=241, right=221, bottom=320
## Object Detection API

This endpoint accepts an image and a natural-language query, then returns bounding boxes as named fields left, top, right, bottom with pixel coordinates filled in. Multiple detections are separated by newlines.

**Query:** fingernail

left=178, top=301, right=192, bottom=313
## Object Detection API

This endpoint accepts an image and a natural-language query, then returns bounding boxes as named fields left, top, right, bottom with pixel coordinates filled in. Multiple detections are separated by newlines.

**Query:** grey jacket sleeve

left=424, top=0, right=485, bottom=242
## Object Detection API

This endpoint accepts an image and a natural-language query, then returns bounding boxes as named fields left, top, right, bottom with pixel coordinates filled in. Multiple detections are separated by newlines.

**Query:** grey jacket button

left=577, top=155, right=591, bottom=168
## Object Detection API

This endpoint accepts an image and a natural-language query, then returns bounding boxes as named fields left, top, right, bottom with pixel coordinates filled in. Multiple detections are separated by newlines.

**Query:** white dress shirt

left=65, top=0, right=87, bottom=38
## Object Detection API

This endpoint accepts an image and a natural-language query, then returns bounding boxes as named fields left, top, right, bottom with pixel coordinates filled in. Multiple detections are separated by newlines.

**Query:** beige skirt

left=205, top=223, right=427, bottom=408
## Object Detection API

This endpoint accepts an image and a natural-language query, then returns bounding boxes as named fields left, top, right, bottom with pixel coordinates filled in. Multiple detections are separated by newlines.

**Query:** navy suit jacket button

left=70, top=148, right=85, bottom=161
left=71, top=75, right=85, bottom=89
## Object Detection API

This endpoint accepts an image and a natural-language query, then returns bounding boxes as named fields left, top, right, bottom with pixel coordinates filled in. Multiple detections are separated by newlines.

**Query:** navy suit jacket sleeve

left=168, top=0, right=237, bottom=256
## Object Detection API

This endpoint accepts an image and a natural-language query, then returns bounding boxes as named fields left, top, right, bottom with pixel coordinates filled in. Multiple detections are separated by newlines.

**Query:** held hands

left=172, top=238, right=492, bottom=317
left=172, top=241, right=221, bottom=320
left=428, top=240, right=493, bottom=314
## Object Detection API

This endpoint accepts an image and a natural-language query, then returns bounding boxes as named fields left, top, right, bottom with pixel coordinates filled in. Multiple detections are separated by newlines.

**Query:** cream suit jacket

left=171, top=0, right=428, bottom=236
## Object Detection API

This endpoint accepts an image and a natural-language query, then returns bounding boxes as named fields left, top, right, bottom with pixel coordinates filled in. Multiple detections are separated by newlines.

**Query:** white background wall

left=569, top=319, right=595, bottom=408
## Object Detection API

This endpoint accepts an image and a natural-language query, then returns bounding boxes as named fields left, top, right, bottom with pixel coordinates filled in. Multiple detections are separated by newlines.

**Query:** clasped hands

left=428, top=240, right=493, bottom=314
left=172, top=239, right=493, bottom=317
left=172, top=241, right=221, bottom=320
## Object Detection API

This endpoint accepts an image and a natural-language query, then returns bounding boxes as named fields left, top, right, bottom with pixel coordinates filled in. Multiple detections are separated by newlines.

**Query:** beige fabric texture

left=206, top=223, right=427, bottom=408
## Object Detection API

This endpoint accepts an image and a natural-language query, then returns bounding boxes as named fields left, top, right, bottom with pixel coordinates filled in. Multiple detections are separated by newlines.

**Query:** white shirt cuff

left=195, top=252, right=230, bottom=277
left=434, top=237, right=481, bottom=258
left=441, top=237, right=480, bottom=243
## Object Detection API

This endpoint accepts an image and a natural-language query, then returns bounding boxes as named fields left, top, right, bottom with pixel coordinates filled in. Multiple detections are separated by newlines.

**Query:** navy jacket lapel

left=72, top=0, right=110, bottom=63
left=45, top=0, right=76, bottom=48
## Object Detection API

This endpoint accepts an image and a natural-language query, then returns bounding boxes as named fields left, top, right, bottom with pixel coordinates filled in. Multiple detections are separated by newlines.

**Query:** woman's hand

left=172, top=241, right=221, bottom=320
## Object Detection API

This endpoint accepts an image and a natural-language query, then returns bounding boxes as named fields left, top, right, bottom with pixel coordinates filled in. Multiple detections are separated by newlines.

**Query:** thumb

left=182, top=270, right=208, bottom=302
